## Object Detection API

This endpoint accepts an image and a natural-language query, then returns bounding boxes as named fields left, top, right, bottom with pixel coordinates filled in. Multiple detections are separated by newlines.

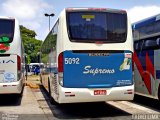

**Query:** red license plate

left=94, top=90, right=107, bottom=95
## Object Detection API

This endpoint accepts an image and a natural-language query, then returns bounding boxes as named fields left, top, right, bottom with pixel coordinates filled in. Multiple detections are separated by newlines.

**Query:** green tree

left=20, top=25, right=42, bottom=63
left=20, top=26, right=36, bottom=38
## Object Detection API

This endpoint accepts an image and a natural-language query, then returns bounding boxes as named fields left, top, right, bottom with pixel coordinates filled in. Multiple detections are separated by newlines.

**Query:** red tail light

left=58, top=52, right=63, bottom=72
left=17, top=55, right=21, bottom=71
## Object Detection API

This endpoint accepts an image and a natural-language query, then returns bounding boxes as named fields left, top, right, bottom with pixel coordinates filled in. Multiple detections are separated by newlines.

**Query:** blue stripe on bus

left=134, top=17, right=156, bottom=28
left=87, top=84, right=112, bottom=88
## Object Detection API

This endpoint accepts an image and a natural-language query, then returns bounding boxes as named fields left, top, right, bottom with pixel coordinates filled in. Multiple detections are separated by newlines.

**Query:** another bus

left=0, top=17, right=25, bottom=95
left=41, top=8, right=134, bottom=104
left=29, top=63, right=43, bottom=73
left=133, top=14, right=160, bottom=100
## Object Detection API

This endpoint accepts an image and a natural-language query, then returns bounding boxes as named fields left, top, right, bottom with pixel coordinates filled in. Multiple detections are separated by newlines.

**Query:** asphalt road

left=0, top=86, right=160, bottom=120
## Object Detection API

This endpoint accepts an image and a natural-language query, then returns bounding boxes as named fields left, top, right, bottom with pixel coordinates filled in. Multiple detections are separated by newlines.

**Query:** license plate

left=94, top=90, right=107, bottom=95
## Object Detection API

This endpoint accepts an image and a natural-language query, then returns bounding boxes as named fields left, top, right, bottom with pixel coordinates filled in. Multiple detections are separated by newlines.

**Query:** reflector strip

left=95, top=42, right=104, bottom=44
left=65, top=92, right=71, bottom=94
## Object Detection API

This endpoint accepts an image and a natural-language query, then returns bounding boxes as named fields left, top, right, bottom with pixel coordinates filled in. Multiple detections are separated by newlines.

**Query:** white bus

left=0, top=17, right=25, bottom=95
left=41, top=8, right=134, bottom=104
left=133, top=14, right=160, bottom=100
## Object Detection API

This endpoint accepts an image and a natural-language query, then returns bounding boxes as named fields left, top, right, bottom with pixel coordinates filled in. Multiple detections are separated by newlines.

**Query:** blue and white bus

left=40, top=8, right=134, bottom=104
left=133, top=14, right=160, bottom=100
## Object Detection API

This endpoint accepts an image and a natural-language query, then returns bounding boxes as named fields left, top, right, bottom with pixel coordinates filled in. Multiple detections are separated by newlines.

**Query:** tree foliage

left=20, top=25, right=42, bottom=63
left=41, top=32, right=57, bottom=63
left=20, top=26, right=37, bottom=38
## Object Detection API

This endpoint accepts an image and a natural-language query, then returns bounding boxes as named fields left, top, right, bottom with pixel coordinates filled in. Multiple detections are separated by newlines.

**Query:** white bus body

left=41, top=8, right=134, bottom=104
left=0, top=17, right=25, bottom=95
left=133, top=14, right=160, bottom=100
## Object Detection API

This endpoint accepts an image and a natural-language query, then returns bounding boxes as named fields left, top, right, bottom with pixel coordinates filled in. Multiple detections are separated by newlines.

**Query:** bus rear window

left=67, top=12, right=127, bottom=43
left=0, top=19, right=15, bottom=43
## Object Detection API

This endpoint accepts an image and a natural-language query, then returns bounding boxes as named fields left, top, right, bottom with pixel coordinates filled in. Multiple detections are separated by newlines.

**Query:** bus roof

left=0, top=16, right=15, bottom=19
left=65, top=7, right=126, bottom=13
left=133, top=14, right=160, bottom=29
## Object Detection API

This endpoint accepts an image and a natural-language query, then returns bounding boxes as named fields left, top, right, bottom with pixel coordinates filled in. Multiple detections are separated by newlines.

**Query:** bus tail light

left=17, top=55, right=21, bottom=71
left=58, top=52, right=63, bottom=72
left=17, top=55, right=21, bottom=80
left=58, top=52, right=64, bottom=86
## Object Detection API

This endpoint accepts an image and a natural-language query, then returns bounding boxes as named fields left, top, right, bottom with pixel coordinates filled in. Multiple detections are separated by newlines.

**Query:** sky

left=0, top=0, right=160, bottom=40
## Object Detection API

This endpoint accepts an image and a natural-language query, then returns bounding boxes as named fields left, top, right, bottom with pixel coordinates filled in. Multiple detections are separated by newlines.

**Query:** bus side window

left=143, top=38, right=159, bottom=50
left=134, top=40, right=143, bottom=51
left=134, top=42, right=139, bottom=51
left=133, top=30, right=139, bottom=40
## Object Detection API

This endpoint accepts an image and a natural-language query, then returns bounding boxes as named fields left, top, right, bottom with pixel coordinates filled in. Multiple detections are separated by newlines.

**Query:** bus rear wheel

left=158, top=85, right=160, bottom=101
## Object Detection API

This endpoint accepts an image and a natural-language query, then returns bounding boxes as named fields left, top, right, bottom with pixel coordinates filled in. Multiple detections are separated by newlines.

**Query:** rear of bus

left=57, top=8, right=134, bottom=103
left=0, top=18, right=24, bottom=94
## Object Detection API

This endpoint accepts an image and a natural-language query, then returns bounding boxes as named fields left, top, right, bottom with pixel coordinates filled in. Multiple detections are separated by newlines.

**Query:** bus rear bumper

left=58, top=85, right=134, bottom=103
left=0, top=81, right=23, bottom=94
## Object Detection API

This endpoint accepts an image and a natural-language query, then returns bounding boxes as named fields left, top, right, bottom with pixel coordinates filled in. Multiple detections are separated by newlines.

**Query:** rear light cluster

left=58, top=52, right=64, bottom=86
left=17, top=55, right=21, bottom=71
left=17, top=55, right=21, bottom=80
left=58, top=52, right=63, bottom=72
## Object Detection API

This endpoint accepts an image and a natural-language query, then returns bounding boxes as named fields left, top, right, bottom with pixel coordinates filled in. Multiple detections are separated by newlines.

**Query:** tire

left=158, top=85, right=160, bottom=101
left=48, top=78, right=58, bottom=105
left=17, top=85, right=24, bottom=97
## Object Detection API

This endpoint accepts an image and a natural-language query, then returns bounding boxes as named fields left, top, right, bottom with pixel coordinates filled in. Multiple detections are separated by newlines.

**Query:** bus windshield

left=67, top=11, right=127, bottom=43
left=0, top=19, right=15, bottom=43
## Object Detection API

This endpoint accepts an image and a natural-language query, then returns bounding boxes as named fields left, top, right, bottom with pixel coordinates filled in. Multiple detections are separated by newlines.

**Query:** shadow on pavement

left=39, top=85, right=131, bottom=119
left=0, top=94, right=22, bottom=106
left=133, top=94, right=160, bottom=111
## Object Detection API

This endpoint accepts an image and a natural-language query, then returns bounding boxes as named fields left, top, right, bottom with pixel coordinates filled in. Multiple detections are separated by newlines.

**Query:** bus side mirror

left=144, top=40, right=157, bottom=49
left=156, top=38, right=160, bottom=46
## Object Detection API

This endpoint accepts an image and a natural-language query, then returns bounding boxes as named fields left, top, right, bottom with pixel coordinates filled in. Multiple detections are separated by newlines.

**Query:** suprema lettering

left=83, top=66, right=115, bottom=76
